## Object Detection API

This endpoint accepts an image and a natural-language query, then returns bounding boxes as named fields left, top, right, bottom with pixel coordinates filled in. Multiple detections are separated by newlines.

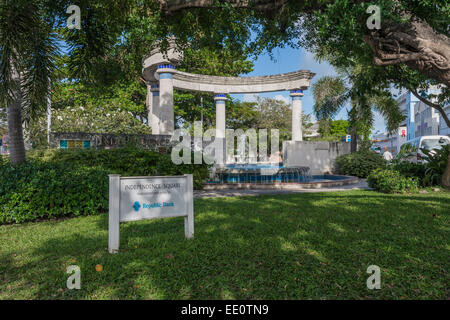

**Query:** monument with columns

left=142, top=41, right=313, bottom=140
left=141, top=40, right=350, bottom=172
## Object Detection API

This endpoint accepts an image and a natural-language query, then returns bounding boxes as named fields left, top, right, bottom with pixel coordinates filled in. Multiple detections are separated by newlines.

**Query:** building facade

left=396, top=91, right=419, bottom=141
left=414, top=100, right=441, bottom=137
left=371, top=127, right=407, bottom=156
left=395, top=88, right=447, bottom=140
left=438, top=104, right=450, bottom=136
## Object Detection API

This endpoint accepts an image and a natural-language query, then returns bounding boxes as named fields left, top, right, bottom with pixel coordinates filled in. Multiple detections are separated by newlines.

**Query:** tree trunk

left=348, top=101, right=358, bottom=152
left=443, top=153, right=450, bottom=189
left=7, top=65, right=26, bottom=165
left=7, top=101, right=26, bottom=165
left=350, top=128, right=357, bottom=152
left=363, top=17, right=450, bottom=87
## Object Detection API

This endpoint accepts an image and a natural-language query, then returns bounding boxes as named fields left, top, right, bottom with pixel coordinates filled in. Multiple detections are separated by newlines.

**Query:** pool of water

left=208, top=173, right=350, bottom=185
left=211, top=164, right=316, bottom=184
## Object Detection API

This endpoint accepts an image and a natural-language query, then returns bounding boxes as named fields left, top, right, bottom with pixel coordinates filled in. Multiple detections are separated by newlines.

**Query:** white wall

left=283, top=141, right=351, bottom=175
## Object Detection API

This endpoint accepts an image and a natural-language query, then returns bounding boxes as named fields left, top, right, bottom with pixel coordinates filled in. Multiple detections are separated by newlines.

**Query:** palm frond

left=312, top=76, right=349, bottom=120
left=21, top=26, right=59, bottom=122
left=0, top=0, right=36, bottom=103
left=0, top=0, right=59, bottom=121
left=369, top=92, right=405, bottom=134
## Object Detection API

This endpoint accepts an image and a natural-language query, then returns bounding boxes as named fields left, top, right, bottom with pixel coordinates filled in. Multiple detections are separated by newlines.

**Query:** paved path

left=194, top=180, right=371, bottom=198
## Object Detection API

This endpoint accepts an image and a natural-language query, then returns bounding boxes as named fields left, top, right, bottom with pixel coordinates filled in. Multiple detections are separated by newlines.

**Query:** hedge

left=367, top=168, right=419, bottom=193
left=0, top=147, right=210, bottom=224
left=392, top=161, right=427, bottom=186
left=27, top=147, right=210, bottom=189
left=0, top=162, right=109, bottom=224
left=335, top=150, right=386, bottom=178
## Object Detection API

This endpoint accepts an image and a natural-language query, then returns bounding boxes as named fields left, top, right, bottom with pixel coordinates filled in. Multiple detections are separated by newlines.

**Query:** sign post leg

left=184, top=174, right=194, bottom=239
left=108, top=174, right=121, bottom=253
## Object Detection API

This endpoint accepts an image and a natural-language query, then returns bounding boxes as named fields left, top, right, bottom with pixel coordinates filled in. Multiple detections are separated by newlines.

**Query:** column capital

left=214, top=93, right=227, bottom=101
left=290, top=89, right=304, bottom=98
left=156, top=64, right=176, bottom=74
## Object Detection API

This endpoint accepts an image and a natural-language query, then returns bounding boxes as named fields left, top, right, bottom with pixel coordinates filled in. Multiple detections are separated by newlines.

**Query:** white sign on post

left=108, top=174, right=194, bottom=254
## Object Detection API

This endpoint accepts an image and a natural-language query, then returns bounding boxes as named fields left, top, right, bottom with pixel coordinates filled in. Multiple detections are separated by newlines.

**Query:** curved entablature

left=142, top=41, right=315, bottom=93
left=151, top=69, right=315, bottom=94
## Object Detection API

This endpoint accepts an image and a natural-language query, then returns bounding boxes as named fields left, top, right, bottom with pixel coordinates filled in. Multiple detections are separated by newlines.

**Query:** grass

left=0, top=190, right=449, bottom=300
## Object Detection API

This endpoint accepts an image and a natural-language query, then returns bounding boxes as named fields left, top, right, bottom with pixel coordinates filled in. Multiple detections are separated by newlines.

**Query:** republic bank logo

left=133, top=201, right=141, bottom=212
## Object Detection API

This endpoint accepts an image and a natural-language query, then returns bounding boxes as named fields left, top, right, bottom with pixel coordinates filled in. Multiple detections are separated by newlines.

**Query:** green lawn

left=0, top=190, right=449, bottom=300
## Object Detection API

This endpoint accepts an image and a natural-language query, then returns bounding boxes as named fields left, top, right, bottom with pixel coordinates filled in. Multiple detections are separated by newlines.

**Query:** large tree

left=154, top=0, right=450, bottom=186
left=1, top=0, right=133, bottom=164
left=1, top=0, right=253, bottom=160
left=155, top=0, right=449, bottom=123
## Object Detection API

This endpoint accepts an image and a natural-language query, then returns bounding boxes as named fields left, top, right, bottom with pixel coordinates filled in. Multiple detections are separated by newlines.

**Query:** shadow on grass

left=3, top=191, right=449, bottom=299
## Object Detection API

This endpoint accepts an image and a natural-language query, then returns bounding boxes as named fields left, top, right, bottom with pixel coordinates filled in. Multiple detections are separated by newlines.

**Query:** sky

left=230, top=46, right=388, bottom=134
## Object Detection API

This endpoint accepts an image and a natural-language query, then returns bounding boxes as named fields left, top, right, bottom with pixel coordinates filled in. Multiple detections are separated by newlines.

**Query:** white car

left=399, top=135, right=450, bottom=163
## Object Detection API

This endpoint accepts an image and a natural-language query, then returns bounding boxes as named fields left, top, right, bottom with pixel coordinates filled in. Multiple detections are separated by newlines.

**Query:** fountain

left=206, top=163, right=358, bottom=189
left=215, top=164, right=313, bottom=184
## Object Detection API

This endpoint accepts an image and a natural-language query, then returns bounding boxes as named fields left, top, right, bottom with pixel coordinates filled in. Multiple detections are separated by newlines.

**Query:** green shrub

left=367, top=169, right=419, bottom=193
left=421, top=145, right=449, bottom=186
left=395, top=143, right=417, bottom=162
left=335, top=150, right=386, bottom=178
left=27, top=147, right=210, bottom=189
left=0, top=162, right=109, bottom=224
left=392, top=161, right=426, bottom=186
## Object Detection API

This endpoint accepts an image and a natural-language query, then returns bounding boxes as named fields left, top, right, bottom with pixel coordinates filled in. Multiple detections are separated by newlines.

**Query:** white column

left=214, top=94, right=227, bottom=138
left=147, top=83, right=152, bottom=130
left=157, top=65, right=176, bottom=135
left=214, top=94, right=227, bottom=164
left=150, top=83, right=160, bottom=134
left=290, top=90, right=303, bottom=141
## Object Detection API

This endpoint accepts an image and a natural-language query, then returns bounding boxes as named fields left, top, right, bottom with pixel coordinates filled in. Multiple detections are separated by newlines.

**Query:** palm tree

left=0, top=0, right=57, bottom=164
left=312, top=68, right=404, bottom=152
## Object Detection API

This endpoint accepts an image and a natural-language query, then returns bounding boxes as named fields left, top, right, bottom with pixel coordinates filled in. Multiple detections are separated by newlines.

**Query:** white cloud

left=273, top=94, right=289, bottom=105
left=299, top=50, right=337, bottom=79
left=242, top=93, right=258, bottom=102
left=373, top=110, right=387, bottom=133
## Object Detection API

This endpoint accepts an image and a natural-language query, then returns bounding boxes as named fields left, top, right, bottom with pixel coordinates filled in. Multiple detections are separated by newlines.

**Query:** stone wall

left=283, top=141, right=351, bottom=175
left=51, top=132, right=173, bottom=152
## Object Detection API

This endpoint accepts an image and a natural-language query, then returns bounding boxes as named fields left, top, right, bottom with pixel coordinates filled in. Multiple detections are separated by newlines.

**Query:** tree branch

left=411, top=89, right=450, bottom=129
left=157, top=0, right=290, bottom=13
left=373, top=53, right=422, bottom=66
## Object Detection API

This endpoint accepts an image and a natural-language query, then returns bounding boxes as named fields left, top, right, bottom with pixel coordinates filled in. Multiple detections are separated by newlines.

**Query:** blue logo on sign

left=133, top=201, right=141, bottom=212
